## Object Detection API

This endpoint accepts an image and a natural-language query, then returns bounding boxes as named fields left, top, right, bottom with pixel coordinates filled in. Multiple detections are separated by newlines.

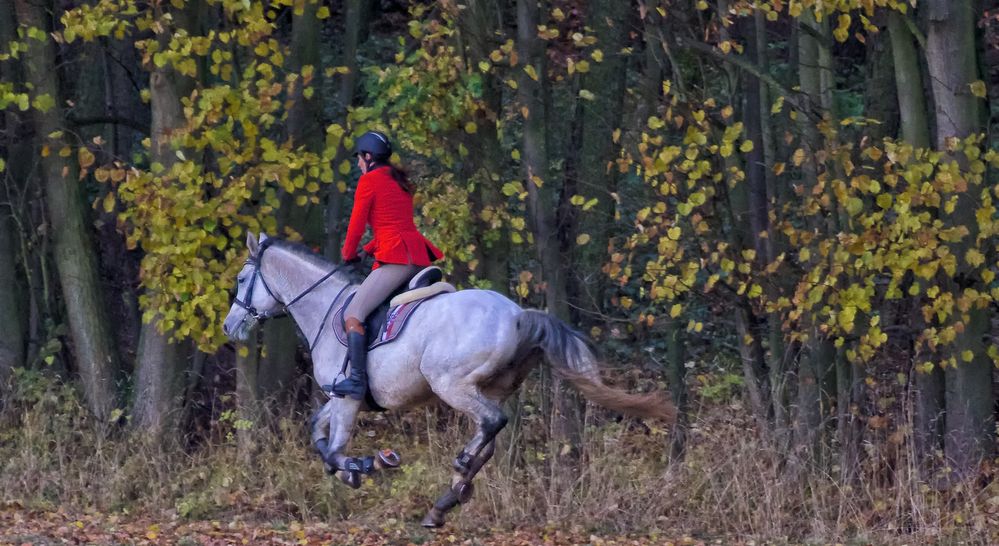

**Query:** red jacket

left=341, top=166, right=443, bottom=269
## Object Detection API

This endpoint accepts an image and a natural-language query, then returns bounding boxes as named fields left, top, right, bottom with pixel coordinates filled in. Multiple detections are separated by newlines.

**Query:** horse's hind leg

left=422, top=440, right=496, bottom=528
left=421, top=389, right=508, bottom=527
left=429, top=389, right=508, bottom=475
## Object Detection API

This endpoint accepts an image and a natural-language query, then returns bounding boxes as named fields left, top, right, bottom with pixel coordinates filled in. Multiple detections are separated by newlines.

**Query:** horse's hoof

left=375, top=449, right=401, bottom=469
left=337, top=470, right=361, bottom=489
left=421, top=508, right=446, bottom=528
left=454, top=481, right=475, bottom=504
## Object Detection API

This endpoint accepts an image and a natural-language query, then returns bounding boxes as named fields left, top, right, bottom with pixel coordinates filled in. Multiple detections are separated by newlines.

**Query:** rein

left=233, top=239, right=350, bottom=351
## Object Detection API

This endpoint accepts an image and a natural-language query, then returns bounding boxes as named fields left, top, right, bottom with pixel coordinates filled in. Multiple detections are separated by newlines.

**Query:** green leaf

left=32, top=93, right=56, bottom=113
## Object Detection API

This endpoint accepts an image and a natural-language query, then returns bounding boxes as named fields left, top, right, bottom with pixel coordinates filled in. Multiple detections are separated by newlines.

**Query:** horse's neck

left=262, top=247, right=354, bottom=345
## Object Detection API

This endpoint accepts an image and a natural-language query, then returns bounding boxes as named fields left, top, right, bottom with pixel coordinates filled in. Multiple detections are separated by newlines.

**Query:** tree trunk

left=887, top=11, right=931, bottom=149
left=925, top=0, right=995, bottom=478
left=791, top=9, right=835, bottom=467
left=0, top=205, right=21, bottom=386
left=324, top=0, right=373, bottom=259
left=236, top=333, right=261, bottom=460
left=0, top=0, right=25, bottom=387
left=714, top=2, right=774, bottom=436
left=457, top=0, right=510, bottom=294
left=15, top=0, right=120, bottom=420
left=887, top=10, right=943, bottom=472
left=130, top=2, right=199, bottom=439
left=567, top=0, right=629, bottom=321
left=663, top=319, right=688, bottom=461
left=517, top=0, right=568, bottom=320
left=259, top=0, right=327, bottom=406
left=738, top=12, right=770, bottom=262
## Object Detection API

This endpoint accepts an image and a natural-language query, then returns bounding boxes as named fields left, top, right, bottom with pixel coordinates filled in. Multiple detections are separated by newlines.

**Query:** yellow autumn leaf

left=576, top=233, right=591, bottom=245
left=965, top=248, right=985, bottom=268
left=792, top=148, right=806, bottom=166
left=78, top=147, right=95, bottom=168
left=670, top=303, right=682, bottom=318
left=771, top=96, right=784, bottom=114
left=970, top=80, right=987, bottom=98
left=838, top=307, right=857, bottom=332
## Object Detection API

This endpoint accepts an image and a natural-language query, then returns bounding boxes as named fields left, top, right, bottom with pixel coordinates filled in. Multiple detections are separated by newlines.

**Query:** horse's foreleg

left=310, top=400, right=336, bottom=471
left=321, top=398, right=371, bottom=488
left=422, top=440, right=496, bottom=528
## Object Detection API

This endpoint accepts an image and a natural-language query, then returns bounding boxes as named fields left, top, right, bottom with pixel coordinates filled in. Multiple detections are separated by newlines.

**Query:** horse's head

left=222, top=232, right=283, bottom=342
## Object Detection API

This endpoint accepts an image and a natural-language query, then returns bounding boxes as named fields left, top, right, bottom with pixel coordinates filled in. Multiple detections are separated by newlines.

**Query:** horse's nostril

left=223, top=324, right=229, bottom=335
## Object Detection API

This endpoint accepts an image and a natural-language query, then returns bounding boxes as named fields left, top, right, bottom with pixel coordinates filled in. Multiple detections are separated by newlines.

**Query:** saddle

left=332, top=266, right=455, bottom=350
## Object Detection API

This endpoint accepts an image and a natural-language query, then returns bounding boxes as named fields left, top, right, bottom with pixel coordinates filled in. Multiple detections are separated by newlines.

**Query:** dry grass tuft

left=1, top=372, right=996, bottom=545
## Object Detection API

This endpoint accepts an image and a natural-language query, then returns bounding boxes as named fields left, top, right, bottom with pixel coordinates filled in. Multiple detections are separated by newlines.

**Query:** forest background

left=2, top=0, right=999, bottom=543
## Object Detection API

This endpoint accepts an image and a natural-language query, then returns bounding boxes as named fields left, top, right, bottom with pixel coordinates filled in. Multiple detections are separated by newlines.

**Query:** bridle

left=232, top=238, right=350, bottom=350
left=233, top=239, right=283, bottom=321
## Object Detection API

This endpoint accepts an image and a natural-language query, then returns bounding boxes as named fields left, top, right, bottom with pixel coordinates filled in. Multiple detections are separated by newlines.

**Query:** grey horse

left=222, top=233, right=675, bottom=527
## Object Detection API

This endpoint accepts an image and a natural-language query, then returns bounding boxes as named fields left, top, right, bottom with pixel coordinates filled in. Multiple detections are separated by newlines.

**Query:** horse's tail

left=515, top=310, right=677, bottom=422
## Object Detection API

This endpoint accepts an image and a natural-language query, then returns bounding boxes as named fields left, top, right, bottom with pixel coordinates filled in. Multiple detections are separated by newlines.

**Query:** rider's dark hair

left=387, top=163, right=414, bottom=194
left=365, top=153, right=414, bottom=194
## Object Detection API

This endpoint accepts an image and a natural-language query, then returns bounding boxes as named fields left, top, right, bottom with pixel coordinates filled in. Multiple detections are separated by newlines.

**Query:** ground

left=0, top=505, right=725, bottom=546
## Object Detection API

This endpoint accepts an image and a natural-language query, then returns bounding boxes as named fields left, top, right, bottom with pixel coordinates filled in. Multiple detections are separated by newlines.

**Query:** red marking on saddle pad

left=381, top=303, right=408, bottom=341
left=332, top=294, right=441, bottom=350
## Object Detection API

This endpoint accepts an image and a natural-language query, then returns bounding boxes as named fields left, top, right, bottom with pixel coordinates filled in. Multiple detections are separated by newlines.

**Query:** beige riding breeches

left=344, top=263, right=422, bottom=324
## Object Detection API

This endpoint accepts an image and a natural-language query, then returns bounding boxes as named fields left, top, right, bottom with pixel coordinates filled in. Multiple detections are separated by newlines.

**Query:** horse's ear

left=247, top=232, right=259, bottom=256
left=259, top=232, right=269, bottom=244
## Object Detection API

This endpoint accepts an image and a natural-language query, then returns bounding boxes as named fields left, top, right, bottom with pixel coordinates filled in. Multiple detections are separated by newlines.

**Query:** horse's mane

left=267, top=238, right=359, bottom=284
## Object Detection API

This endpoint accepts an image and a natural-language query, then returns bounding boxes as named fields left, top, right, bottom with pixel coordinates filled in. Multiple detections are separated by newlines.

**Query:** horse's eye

left=237, top=278, right=246, bottom=285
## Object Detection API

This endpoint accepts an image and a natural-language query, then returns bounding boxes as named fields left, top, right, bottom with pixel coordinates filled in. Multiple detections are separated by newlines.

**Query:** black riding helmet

left=353, top=130, right=392, bottom=161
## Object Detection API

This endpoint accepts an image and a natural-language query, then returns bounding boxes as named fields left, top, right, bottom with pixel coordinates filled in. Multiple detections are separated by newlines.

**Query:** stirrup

left=329, top=378, right=366, bottom=400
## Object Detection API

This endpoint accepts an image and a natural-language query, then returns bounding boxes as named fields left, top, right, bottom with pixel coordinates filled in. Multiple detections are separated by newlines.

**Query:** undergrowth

left=1, top=369, right=997, bottom=545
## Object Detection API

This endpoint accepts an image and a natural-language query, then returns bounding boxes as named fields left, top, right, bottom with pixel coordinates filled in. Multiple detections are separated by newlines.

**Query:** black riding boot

left=332, top=331, right=368, bottom=400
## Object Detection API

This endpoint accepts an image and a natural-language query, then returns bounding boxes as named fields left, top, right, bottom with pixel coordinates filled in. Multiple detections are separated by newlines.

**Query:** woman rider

left=330, top=130, right=444, bottom=400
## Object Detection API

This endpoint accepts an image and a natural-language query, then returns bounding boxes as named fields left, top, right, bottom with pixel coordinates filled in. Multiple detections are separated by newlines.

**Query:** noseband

left=233, top=239, right=348, bottom=335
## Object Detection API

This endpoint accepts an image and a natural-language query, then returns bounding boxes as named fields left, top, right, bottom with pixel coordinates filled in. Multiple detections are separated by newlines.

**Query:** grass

left=1, top=371, right=997, bottom=545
